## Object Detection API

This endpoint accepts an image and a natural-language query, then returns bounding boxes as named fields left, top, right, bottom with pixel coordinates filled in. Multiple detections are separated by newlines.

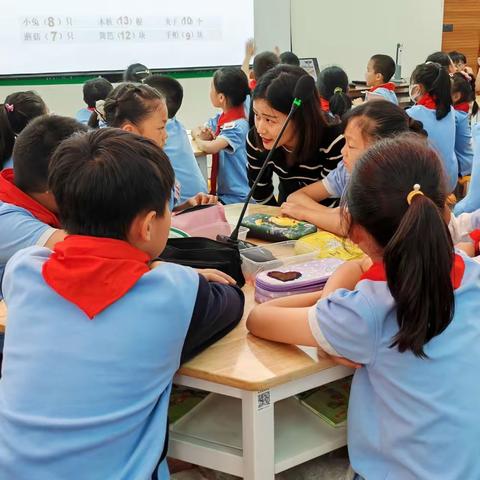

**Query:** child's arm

left=193, top=136, right=230, bottom=155
left=287, top=181, right=332, bottom=210
left=281, top=203, right=345, bottom=236
left=43, top=229, right=67, bottom=249
left=241, top=39, right=255, bottom=79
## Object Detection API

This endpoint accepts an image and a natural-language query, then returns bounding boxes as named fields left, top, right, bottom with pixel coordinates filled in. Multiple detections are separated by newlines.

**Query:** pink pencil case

left=255, top=258, right=344, bottom=303
left=171, top=204, right=230, bottom=239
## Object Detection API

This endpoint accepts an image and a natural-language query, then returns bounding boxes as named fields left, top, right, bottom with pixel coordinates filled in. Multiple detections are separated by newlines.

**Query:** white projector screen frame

left=0, top=0, right=254, bottom=77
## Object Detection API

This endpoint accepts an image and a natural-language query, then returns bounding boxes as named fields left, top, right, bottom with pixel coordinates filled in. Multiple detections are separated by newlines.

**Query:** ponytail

left=407, top=116, right=427, bottom=137
left=412, top=62, right=452, bottom=120
left=346, top=134, right=454, bottom=357
left=317, top=66, right=351, bottom=117
left=329, top=88, right=352, bottom=117
left=384, top=194, right=454, bottom=357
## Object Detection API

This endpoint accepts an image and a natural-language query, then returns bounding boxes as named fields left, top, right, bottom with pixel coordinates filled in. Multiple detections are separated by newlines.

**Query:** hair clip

left=406, top=184, right=424, bottom=205
left=334, top=87, right=343, bottom=94
left=4, top=103, right=14, bottom=113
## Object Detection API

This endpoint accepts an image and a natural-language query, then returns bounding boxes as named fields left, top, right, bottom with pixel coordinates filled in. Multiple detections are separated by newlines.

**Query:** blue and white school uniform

left=454, top=122, right=480, bottom=215
left=322, top=161, right=349, bottom=198
left=454, top=109, right=474, bottom=177
left=164, top=118, right=207, bottom=203
left=0, top=202, right=56, bottom=298
left=368, top=86, right=399, bottom=105
left=0, top=247, right=199, bottom=479
left=75, top=107, right=93, bottom=125
left=308, top=253, right=480, bottom=479
left=406, top=105, right=458, bottom=191
left=207, top=114, right=250, bottom=204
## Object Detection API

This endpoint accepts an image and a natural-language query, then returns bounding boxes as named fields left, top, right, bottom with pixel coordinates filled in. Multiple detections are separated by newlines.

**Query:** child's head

left=345, top=134, right=453, bottom=357
left=82, top=77, right=113, bottom=109
left=410, top=62, right=453, bottom=120
left=317, top=66, right=352, bottom=117
left=123, top=63, right=150, bottom=82
left=451, top=72, right=478, bottom=112
left=49, top=128, right=174, bottom=258
left=104, top=83, right=168, bottom=148
left=448, top=51, right=467, bottom=71
left=143, top=74, right=183, bottom=119
left=425, top=51, right=456, bottom=74
left=365, top=54, right=396, bottom=86
left=210, top=67, right=250, bottom=110
left=13, top=115, right=88, bottom=203
left=279, top=51, right=300, bottom=67
left=252, top=64, right=326, bottom=164
left=341, top=100, right=426, bottom=173
left=252, top=51, right=280, bottom=81
left=0, top=91, right=48, bottom=167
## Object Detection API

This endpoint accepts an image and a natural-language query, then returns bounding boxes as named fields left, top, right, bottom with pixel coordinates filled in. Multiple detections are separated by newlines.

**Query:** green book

left=297, top=376, right=352, bottom=428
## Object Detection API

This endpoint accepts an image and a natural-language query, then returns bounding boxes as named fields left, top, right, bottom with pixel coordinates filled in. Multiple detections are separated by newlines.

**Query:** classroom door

left=442, top=0, right=480, bottom=74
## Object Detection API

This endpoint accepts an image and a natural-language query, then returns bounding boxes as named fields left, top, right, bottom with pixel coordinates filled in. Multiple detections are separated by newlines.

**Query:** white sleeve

left=35, top=227, right=58, bottom=248
left=449, top=213, right=474, bottom=243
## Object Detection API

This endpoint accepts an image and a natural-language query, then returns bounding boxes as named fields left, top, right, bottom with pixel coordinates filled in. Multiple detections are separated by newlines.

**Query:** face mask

left=409, top=84, right=421, bottom=104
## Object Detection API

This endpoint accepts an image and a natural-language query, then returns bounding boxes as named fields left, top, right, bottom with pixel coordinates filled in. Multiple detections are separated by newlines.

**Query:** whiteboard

left=0, top=0, right=254, bottom=76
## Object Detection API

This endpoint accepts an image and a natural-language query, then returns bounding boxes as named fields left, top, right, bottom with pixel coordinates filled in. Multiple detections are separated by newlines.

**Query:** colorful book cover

left=297, top=376, right=352, bottom=427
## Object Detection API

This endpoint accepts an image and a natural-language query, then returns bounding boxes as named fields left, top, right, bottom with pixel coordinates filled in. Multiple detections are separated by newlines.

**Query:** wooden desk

left=348, top=82, right=412, bottom=109
left=169, top=204, right=352, bottom=479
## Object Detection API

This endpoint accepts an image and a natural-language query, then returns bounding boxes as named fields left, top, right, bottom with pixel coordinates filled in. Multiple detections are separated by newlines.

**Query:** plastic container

left=229, top=224, right=249, bottom=241
left=240, top=240, right=320, bottom=284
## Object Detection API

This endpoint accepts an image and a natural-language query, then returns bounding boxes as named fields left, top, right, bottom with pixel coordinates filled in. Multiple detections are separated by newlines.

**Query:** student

left=0, top=128, right=244, bottom=479
left=282, top=101, right=426, bottom=234
left=241, top=40, right=280, bottom=92
left=0, top=91, right=47, bottom=169
left=247, top=134, right=480, bottom=479
left=143, top=74, right=207, bottom=203
left=103, top=82, right=215, bottom=210
left=365, top=54, right=398, bottom=104
left=407, top=62, right=458, bottom=192
left=451, top=72, right=476, bottom=179
left=76, top=77, right=113, bottom=125
left=449, top=50, right=476, bottom=76
left=279, top=51, right=300, bottom=67
left=191, top=67, right=250, bottom=204
left=0, top=115, right=84, bottom=296
left=426, top=51, right=456, bottom=74
left=247, top=64, right=344, bottom=206
left=123, top=62, right=150, bottom=82
left=317, top=66, right=352, bottom=118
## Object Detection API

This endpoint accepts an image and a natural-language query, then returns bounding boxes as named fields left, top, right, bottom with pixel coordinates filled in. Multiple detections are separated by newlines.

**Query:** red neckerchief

left=370, top=82, right=396, bottom=92
left=320, top=97, right=330, bottom=112
left=210, top=105, right=246, bottom=195
left=42, top=235, right=150, bottom=319
left=0, top=168, right=60, bottom=228
left=454, top=102, right=470, bottom=113
left=359, top=253, right=465, bottom=289
left=417, top=93, right=438, bottom=110
left=87, top=107, right=95, bottom=112
left=469, top=230, right=480, bottom=256
left=249, top=79, right=257, bottom=91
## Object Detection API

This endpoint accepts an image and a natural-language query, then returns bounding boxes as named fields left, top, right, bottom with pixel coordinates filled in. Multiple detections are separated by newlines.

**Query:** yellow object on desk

left=295, top=231, right=365, bottom=261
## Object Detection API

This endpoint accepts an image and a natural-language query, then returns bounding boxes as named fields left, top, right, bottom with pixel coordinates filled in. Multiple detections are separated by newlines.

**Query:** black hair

left=0, top=91, right=47, bottom=168
left=13, top=115, right=87, bottom=193
left=425, top=52, right=454, bottom=71
left=48, top=128, right=174, bottom=241
left=370, top=54, right=396, bottom=83
left=101, top=83, right=165, bottom=128
left=83, top=77, right=113, bottom=108
left=213, top=67, right=250, bottom=108
left=411, top=62, right=453, bottom=120
left=143, top=74, right=183, bottom=118
left=344, top=134, right=454, bottom=358
left=449, top=51, right=467, bottom=65
left=123, top=63, right=150, bottom=82
left=343, top=100, right=427, bottom=140
left=252, top=64, right=330, bottom=165
left=279, top=51, right=300, bottom=67
left=317, top=66, right=352, bottom=117
left=252, top=51, right=280, bottom=80
left=451, top=72, right=479, bottom=116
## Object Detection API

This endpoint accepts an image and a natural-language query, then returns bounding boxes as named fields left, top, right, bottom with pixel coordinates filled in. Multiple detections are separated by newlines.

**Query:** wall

left=291, top=0, right=444, bottom=81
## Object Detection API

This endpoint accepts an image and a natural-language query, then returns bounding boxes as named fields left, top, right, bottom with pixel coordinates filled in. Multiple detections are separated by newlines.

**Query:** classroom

left=0, top=0, right=480, bottom=478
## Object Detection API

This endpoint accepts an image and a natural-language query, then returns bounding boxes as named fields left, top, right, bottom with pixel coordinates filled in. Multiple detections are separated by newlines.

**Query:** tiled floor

left=171, top=447, right=350, bottom=480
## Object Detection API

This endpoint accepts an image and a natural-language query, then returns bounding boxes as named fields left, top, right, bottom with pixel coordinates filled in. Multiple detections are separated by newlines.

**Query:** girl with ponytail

left=317, top=66, right=352, bottom=118
left=247, top=134, right=480, bottom=479
left=283, top=100, right=426, bottom=234
left=407, top=62, right=458, bottom=192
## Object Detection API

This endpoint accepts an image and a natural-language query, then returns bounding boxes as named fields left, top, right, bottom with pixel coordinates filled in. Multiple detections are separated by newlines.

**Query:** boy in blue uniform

left=75, top=77, right=113, bottom=125
left=0, top=128, right=244, bottom=479
left=365, top=54, right=399, bottom=104
left=144, top=75, right=207, bottom=203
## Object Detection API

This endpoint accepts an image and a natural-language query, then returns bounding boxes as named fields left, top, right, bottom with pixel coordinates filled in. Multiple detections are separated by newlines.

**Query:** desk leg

left=196, top=154, right=208, bottom=183
left=242, top=390, right=275, bottom=480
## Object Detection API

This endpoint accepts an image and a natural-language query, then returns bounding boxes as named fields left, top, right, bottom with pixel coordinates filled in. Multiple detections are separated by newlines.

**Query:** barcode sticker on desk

left=257, top=390, right=271, bottom=411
